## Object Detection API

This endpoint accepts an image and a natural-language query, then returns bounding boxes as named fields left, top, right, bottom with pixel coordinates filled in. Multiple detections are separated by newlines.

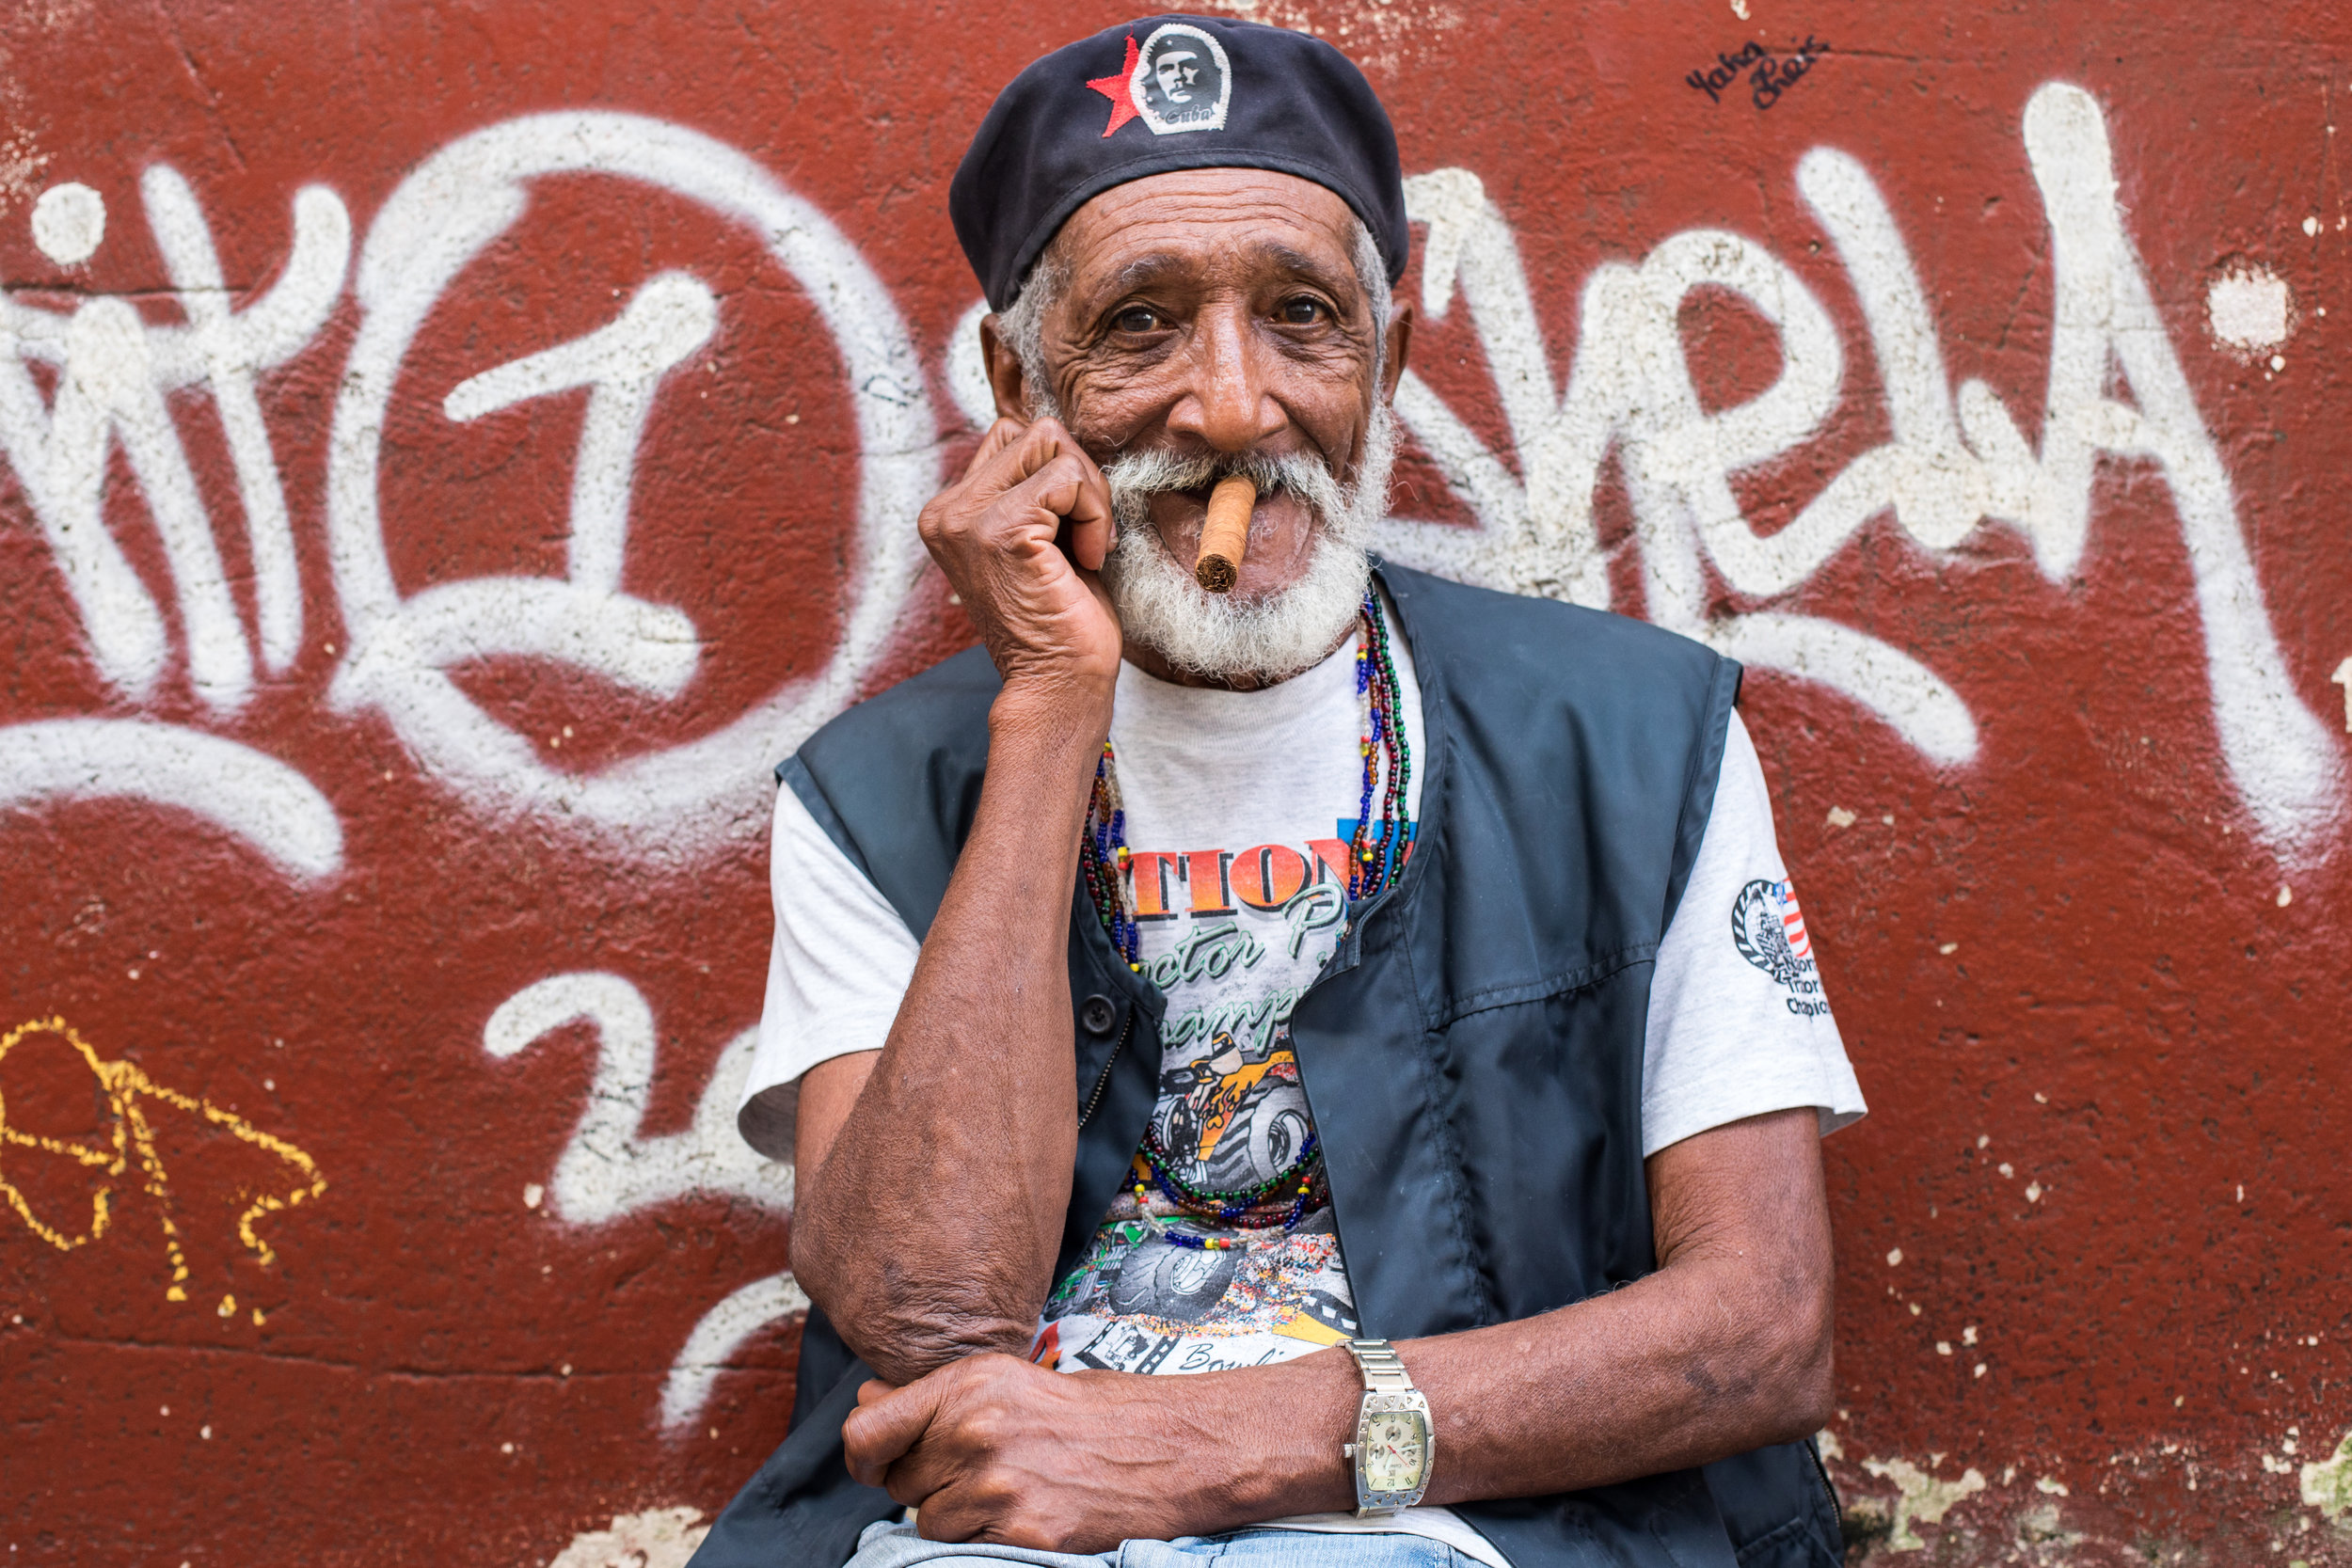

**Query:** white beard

left=1100, top=402, right=1397, bottom=684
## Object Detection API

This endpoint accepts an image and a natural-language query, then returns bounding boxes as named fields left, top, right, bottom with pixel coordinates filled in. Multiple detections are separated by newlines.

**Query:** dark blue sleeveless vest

left=691, top=562, right=1841, bottom=1568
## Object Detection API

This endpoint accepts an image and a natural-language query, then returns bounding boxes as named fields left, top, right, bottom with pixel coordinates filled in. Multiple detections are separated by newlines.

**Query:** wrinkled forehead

left=1052, top=168, right=1366, bottom=297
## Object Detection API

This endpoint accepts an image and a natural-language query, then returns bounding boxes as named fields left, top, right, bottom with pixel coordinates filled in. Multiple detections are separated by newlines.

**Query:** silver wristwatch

left=1340, top=1338, right=1434, bottom=1515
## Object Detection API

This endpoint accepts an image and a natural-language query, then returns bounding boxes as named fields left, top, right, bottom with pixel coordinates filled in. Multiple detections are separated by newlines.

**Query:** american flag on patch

left=1775, top=879, right=1811, bottom=959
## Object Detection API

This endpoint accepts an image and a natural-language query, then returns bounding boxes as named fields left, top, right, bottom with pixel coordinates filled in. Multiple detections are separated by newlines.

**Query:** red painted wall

left=1, top=3, right=2346, bottom=1563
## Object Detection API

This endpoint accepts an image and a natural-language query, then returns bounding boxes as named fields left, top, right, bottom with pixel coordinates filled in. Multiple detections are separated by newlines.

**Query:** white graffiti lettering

left=1369, top=82, right=2340, bottom=848
left=0, top=718, right=341, bottom=881
left=326, top=112, right=940, bottom=859
left=0, top=168, right=349, bottom=878
left=483, top=972, right=790, bottom=1224
left=660, top=1272, right=810, bottom=1435
left=484, top=972, right=798, bottom=1432
left=0, top=169, right=346, bottom=706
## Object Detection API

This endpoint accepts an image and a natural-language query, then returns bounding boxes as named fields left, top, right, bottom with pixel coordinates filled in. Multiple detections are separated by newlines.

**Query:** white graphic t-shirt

left=739, top=616, right=1865, bottom=1568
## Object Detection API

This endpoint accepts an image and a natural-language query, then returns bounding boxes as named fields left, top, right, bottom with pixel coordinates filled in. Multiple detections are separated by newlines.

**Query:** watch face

left=1361, top=1408, right=1429, bottom=1495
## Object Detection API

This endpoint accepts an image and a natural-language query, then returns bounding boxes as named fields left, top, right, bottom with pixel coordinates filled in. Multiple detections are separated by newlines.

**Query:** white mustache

left=1103, top=445, right=1349, bottom=541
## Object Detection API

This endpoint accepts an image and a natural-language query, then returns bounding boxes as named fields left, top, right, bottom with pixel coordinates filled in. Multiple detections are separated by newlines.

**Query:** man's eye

left=1277, top=297, right=1327, bottom=325
left=1113, top=307, right=1161, bottom=333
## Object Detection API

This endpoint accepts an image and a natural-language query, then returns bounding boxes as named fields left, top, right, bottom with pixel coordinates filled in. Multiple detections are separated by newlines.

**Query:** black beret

left=950, top=15, right=1409, bottom=311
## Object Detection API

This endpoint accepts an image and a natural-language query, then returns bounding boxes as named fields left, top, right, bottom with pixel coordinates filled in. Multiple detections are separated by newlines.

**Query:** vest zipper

left=1805, top=1433, right=1845, bottom=1529
left=1076, top=1005, right=1136, bottom=1132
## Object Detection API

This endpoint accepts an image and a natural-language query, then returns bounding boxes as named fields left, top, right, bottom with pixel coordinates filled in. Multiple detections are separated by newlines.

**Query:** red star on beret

left=1087, top=35, right=1143, bottom=138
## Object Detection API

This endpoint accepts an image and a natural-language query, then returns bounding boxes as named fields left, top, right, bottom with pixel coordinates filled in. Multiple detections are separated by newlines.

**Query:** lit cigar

left=1193, top=474, right=1257, bottom=594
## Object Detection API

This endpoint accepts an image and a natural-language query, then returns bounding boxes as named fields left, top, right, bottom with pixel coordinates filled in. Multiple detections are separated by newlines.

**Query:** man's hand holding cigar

left=915, top=416, right=1122, bottom=704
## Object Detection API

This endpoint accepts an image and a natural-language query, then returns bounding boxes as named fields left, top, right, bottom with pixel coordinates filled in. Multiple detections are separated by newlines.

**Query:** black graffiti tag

left=1751, top=36, right=1830, bottom=110
left=1684, top=36, right=1831, bottom=110
left=1684, top=40, right=1767, bottom=103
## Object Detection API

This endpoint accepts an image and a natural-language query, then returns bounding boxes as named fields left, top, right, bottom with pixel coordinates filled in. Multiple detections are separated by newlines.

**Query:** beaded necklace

left=1078, top=588, right=1413, bottom=1251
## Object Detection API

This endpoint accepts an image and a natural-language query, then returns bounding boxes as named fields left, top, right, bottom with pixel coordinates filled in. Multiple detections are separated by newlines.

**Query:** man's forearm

left=1136, top=1236, right=1829, bottom=1524
left=1163, top=1108, right=1836, bottom=1520
left=1413, top=1252, right=1834, bottom=1503
left=1184, top=1108, right=1836, bottom=1516
left=791, top=680, right=1110, bottom=1384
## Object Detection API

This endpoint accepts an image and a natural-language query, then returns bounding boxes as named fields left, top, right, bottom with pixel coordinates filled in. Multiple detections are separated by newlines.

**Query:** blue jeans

left=844, top=1519, right=1485, bottom=1567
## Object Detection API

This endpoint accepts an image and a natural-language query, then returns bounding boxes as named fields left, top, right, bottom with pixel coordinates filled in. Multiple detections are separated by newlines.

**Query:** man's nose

left=1167, top=301, right=1286, bottom=455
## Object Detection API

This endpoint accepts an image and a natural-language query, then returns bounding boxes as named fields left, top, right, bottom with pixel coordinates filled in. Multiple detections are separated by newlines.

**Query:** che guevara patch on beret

left=949, top=15, right=1410, bottom=311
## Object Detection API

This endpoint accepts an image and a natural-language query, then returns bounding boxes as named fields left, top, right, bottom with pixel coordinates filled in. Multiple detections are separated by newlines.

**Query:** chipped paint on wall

left=2208, top=265, right=2295, bottom=355
left=1199, top=0, right=1468, bottom=76
left=2306, top=1432, right=2352, bottom=1521
left=1851, top=1455, right=1989, bottom=1552
left=546, top=1507, right=708, bottom=1568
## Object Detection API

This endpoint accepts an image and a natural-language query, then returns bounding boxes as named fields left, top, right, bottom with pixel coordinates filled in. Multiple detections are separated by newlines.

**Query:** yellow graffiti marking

left=0, top=1017, right=326, bottom=1302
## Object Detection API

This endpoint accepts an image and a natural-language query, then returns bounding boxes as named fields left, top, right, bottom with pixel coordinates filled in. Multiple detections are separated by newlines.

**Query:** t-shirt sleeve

left=1640, top=709, right=1867, bottom=1157
left=734, top=780, right=921, bottom=1163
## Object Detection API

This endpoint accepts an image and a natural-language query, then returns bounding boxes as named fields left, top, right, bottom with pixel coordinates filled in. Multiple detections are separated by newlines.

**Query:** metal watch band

left=1345, top=1338, right=1416, bottom=1393
left=1343, top=1338, right=1431, bottom=1517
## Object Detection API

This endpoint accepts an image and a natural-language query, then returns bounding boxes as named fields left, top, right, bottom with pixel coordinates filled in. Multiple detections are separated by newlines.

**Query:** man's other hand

left=841, top=1352, right=1338, bottom=1553
left=843, top=1354, right=1156, bottom=1552
left=918, top=416, right=1121, bottom=699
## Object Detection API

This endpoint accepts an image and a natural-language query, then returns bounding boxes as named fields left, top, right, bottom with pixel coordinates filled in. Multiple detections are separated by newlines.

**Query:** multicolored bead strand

left=1132, top=1125, right=1327, bottom=1250
left=1077, top=741, right=1140, bottom=969
left=1346, top=589, right=1412, bottom=900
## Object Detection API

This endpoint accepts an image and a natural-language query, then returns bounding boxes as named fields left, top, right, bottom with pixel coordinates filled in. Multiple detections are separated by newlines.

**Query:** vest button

left=1079, top=994, right=1119, bottom=1036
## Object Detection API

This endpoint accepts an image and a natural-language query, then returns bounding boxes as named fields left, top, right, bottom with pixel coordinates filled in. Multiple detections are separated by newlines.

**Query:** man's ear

left=1377, top=301, right=1415, bottom=405
left=978, top=314, right=1036, bottom=422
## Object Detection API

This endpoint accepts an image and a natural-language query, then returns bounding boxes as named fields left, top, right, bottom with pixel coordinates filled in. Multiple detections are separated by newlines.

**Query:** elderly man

left=694, top=17, right=1864, bottom=1568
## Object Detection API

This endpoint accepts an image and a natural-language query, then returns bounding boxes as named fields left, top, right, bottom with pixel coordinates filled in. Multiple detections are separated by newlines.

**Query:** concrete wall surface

left=0, top=2, right=2345, bottom=1563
